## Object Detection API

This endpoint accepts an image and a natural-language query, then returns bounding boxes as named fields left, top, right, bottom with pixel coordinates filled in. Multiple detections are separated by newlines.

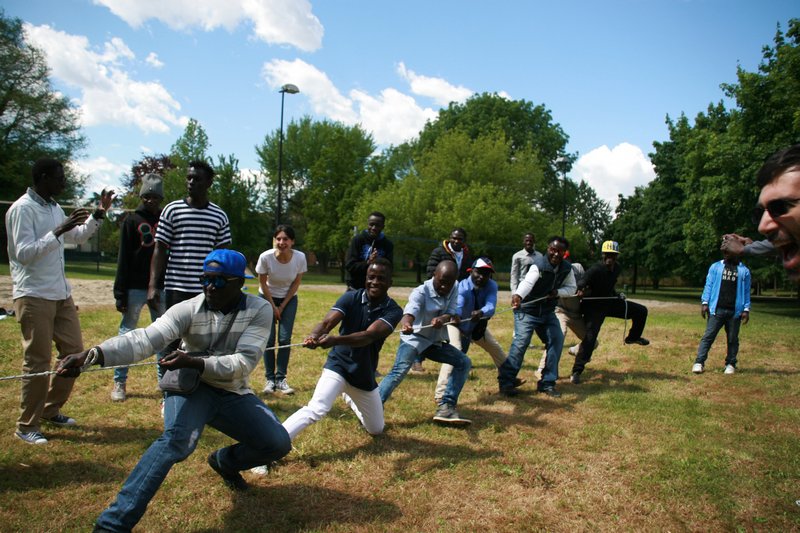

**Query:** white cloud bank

left=94, top=0, right=324, bottom=52
left=572, top=143, right=656, bottom=210
left=70, top=156, right=129, bottom=197
left=23, top=23, right=188, bottom=134
left=262, top=59, right=475, bottom=146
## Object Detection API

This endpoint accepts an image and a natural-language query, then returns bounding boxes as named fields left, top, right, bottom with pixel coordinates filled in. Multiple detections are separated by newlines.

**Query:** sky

left=2, top=0, right=797, bottom=209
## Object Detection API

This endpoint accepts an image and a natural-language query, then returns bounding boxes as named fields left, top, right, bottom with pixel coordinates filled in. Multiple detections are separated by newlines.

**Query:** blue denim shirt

left=399, top=279, right=458, bottom=352
left=701, top=260, right=751, bottom=318
left=456, top=276, right=498, bottom=335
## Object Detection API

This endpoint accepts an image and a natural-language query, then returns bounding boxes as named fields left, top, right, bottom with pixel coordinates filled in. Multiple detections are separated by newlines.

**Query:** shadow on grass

left=200, top=483, right=401, bottom=532
left=0, top=460, right=127, bottom=492
left=50, top=425, right=163, bottom=446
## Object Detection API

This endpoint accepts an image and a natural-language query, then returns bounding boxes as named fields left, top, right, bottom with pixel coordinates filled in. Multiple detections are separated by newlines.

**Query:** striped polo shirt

left=156, top=199, right=231, bottom=293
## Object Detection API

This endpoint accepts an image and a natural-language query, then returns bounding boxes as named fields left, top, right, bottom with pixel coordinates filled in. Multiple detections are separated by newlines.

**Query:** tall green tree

left=0, top=11, right=86, bottom=201
left=256, top=116, right=379, bottom=270
left=359, top=129, right=551, bottom=263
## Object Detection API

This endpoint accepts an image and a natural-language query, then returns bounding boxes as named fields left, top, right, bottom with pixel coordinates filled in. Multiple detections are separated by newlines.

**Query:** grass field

left=0, top=286, right=798, bottom=532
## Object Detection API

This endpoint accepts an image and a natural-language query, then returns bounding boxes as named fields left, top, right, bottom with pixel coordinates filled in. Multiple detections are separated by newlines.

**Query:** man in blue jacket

left=692, top=246, right=751, bottom=375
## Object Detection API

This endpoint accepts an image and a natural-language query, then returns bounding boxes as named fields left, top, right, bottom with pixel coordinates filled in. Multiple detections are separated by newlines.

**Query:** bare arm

left=148, top=241, right=168, bottom=306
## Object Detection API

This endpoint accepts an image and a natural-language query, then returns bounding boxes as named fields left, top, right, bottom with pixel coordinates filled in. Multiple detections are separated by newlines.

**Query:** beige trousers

left=435, top=324, right=506, bottom=401
left=14, top=296, right=83, bottom=432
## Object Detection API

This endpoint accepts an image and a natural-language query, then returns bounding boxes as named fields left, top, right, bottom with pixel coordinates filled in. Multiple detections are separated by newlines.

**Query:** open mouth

left=778, top=241, right=800, bottom=273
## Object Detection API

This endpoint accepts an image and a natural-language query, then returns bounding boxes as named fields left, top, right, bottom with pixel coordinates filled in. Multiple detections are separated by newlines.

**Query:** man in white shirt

left=5, top=158, right=113, bottom=445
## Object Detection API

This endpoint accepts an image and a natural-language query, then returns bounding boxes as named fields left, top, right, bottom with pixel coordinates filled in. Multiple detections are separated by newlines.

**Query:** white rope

left=0, top=341, right=309, bottom=382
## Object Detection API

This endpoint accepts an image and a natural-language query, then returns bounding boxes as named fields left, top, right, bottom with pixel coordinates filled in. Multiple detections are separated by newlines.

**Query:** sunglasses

left=751, top=197, right=800, bottom=225
left=199, top=275, right=240, bottom=289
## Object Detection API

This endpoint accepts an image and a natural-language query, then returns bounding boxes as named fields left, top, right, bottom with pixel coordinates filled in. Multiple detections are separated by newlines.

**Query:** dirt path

left=0, top=275, right=693, bottom=313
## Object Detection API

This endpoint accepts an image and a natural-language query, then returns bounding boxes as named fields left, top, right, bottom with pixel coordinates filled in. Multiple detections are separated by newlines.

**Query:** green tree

left=0, top=10, right=86, bottom=201
left=256, top=116, right=379, bottom=271
left=359, top=129, right=547, bottom=266
left=210, top=154, right=269, bottom=262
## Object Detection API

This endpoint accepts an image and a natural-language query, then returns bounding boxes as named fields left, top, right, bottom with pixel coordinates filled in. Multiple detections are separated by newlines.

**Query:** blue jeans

left=498, top=310, right=564, bottom=390
left=95, top=382, right=291, bottom=532
left=114, top=289, right=166, bottom=382
left=695, top=308, right=741, bottom=367
left=264, top=295, right=298, bottom=382
left=378, top=340, right=471, bottom=407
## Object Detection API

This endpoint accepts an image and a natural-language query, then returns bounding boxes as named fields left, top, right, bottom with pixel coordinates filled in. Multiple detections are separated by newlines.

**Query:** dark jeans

left=94, top=382, right=291, bottom=531
left=263, top=295, right=298, bottom=382
left=694, top=308, right=741, bottom=367
left=571, top=298, right=648, bottom=375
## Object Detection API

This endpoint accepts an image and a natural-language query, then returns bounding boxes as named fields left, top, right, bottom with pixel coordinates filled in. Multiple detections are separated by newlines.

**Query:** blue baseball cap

left=203, top=249, right=253, bottom=278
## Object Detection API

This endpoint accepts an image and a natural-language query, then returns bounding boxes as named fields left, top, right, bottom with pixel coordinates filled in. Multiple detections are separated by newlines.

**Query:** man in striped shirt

left=147, top=160, right=231, bottom=311
left=57, top=249, right=291, bottom=531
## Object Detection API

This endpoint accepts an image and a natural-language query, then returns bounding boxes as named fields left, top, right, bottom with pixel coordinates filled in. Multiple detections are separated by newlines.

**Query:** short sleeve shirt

left=323, top=289, right=403, bottom=390
left=255, top=249, right=308, bottom=298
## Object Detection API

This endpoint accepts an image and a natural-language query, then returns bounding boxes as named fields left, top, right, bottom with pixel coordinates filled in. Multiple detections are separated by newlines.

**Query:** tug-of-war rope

left=0, top=295, right=628, bottom=383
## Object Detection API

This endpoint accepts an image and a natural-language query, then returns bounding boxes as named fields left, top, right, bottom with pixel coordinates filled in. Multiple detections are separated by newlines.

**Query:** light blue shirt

left=399, top=278, right=458, bottom=352
left=456, top=276, right=497, bottom=335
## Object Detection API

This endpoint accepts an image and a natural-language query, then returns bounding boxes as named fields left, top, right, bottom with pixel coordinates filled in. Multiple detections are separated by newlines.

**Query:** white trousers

left=435, top=324, right=506, bottom=401
left=282, top=368, right=384, bottom=440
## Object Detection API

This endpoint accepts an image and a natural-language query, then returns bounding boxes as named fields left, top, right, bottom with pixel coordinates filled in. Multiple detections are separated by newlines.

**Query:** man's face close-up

left=365, top=263, right=392, bottom=300
left=546, top=242, right=567, bottom=267
left=757, top=167, right=800, bottom=277
left=449, top=230, right=465, bottom=252
left=367, top=216, right=385, bottom=239
left=470, top=268, right=491, bottom=288
left=523, top=234, right=535, bottom=253
left=602, top=252, right=618, bottom=269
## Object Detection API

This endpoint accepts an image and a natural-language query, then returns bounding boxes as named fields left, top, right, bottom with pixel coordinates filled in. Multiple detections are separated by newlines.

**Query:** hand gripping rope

left=0, top=293, right=635, bottom=383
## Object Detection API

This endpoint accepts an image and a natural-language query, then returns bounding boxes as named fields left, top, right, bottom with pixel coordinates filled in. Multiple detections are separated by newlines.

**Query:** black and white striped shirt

left=156, top=199, right=231, bottom=292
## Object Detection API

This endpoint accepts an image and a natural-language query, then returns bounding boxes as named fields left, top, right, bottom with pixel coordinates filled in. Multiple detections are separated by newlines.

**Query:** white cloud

left=23, top=24, right=188, bottom=134
left=70, top=156, right=129, bottom=198
left=145, top=52, right=164, bottom=68
left=396, top=62, right=473, bottom=106
left=94, top=0, right=323, bottom=52
left=572, top=143, right=656, bottom=210
left=262, top=58, right=439, bottom=146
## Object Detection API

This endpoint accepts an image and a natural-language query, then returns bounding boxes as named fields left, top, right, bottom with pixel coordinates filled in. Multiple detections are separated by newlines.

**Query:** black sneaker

left=537, top=387, right=561, bottom=398
left=513, top=377, right=527, bottom=388
left=208, top=452, right=248, bottom=491
left=624, top=337, right=650, bottom=346
left=42, top=414, right=77, bottom=427
left=499, top=387, right=519, bottom=397
left=570, top=373, right=581, bottom=384
left=432, top=404, right=471, bottom=426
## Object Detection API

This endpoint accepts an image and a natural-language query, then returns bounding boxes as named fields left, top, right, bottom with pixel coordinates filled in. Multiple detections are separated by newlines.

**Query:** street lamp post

left=276, top=83, right=299, bottom=227
left=556, top=156, right=570, bottom=237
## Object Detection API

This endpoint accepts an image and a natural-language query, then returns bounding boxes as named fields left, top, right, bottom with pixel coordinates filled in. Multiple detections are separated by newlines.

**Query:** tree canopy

left=609, top=18, right=800, bottom=290
left=0, top=10, right=86, bottom=201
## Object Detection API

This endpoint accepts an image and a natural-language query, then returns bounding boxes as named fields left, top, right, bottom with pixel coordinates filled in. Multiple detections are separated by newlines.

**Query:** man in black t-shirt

left=570, top=241, right=649, bottom=384
left=692, top=247, right=751, bottom=375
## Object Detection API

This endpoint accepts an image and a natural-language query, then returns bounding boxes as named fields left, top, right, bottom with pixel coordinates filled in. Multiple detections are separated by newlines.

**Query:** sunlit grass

left=0, top=286, right=798, bottom=531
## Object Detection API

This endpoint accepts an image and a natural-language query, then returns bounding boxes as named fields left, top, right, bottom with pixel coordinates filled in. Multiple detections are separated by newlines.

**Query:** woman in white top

left=255, top=225, right=308, bottom=394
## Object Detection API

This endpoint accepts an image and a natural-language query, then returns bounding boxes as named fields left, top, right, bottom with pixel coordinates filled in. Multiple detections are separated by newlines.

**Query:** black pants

left=571, top=299, right=647, bottom=375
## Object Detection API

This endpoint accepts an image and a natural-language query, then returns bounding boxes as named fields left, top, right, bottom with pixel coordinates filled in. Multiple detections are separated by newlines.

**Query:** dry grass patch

left=0, top=285, right=798, bottom=531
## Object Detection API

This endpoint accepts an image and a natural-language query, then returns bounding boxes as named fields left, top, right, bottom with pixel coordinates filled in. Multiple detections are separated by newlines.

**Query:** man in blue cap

left=57, top=249, right=291, bottom=532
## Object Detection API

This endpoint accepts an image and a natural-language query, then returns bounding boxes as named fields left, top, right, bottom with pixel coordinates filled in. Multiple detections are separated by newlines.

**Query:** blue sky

left=3, top=0, right=797, bottom=208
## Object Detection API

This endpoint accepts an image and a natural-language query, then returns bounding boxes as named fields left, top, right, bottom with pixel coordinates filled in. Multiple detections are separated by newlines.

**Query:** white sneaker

left=111, top=381, right=127, bottom=402
left=262, top=380, right=276, bottom=394
left=724, top=365, right=735, bottom=375
left=250, top=465, right=269, bottom=476
left=275, top=379, right=294, bottom=395
left=568, top=345, right=579, bottom=356
left=692, top=363, right=704, bottom=374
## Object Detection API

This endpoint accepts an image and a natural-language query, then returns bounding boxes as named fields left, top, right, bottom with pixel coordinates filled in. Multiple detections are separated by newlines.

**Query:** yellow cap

left=601, top=240, right=620, bottom=254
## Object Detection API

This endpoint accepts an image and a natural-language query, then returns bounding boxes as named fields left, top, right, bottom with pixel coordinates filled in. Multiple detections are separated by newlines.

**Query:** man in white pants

left=280, top=259, right=402, bottom=442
